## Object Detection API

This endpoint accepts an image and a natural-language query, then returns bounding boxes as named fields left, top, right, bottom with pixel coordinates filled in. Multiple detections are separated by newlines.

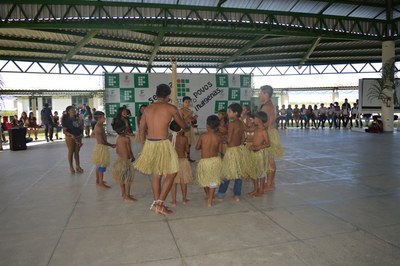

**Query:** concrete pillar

left=31, top=96, right=37, bottom=115
left=332, top=88, right=339, bottom=102
left=281, top=90, right=289, bottom=106
left=37, top=97, right=43, bottom=124
left=381, top=40, right=395, bottom=132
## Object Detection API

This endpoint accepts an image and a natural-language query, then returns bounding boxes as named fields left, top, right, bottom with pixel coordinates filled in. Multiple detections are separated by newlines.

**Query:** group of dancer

left=90, top=84, right=283, bottom=215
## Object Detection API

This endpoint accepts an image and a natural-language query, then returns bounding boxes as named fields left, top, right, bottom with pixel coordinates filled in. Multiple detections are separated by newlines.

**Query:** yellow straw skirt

left=222, top=145, right=252, bottom=180
left=240, top=145, right=256, bottom=180
left=174, top=158, right=193, bottom=184
left=184, top=126, right=196, bottom=145
left=196, top=157, right=222, bottom=188
left=267, top=128, right=284, bottom=158
left=91, top=143, right=110, bottom=167
left=112, top=157, right=134, bottom=184
left=134, top=139, right=179, bottom=175
left=253, top=148, right=268, bottom=179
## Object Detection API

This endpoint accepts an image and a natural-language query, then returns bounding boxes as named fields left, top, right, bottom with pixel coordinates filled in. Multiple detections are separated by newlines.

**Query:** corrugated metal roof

left=0, top=0, right=395, bottom=70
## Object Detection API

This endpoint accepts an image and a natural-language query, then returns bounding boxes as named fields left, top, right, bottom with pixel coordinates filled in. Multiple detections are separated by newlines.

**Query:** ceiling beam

left=299, top=37, right=321, bottom=68
left=218, top=34, right=268, bottom=69
left=62, top=29, right=99, bottom=62
left=146, top=32, right=164, bottom=72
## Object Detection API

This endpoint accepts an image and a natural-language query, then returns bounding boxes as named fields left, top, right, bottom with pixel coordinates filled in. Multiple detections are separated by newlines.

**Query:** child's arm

left=195, top=134, right=202, bottom=150
left=253, top=129, right=271, bottom=150
left=227, top=122, right=233, bottom=145
left=128, top=137, right=135, bottom=162
left=100, top=126, right=115, bottom=148
left=218, top=137, right=224, bottom=158
left=184, top=136, right=189, bottom=154
left=139, top=111, right=148, bottom=144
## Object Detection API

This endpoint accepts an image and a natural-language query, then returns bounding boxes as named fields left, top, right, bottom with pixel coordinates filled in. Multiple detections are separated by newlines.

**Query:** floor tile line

left=46, top=165, right=95, bottom=266
left=0, top=156, right=66, bottom=215
left=242, top=196, right=301, bottom=242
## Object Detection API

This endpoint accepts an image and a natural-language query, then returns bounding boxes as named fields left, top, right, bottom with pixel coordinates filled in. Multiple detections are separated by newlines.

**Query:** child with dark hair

left=195, top=115, right=223, bottom=207
left=112, top=118, right=136, bottom=202
left=248, top=111, right=270, bottom=196
left=169, top=120, right=193, bottom=206
left=216, top=103, right=252, bottom=202
left=91, top=111, right=116, bottom=188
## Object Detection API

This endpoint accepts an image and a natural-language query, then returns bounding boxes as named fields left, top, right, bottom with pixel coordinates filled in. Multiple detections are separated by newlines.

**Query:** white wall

left=16, top=97, right=29, bottom=116
left=52, top=97, right=72, bottom=115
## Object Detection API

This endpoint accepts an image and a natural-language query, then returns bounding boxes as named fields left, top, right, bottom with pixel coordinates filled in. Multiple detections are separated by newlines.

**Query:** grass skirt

left=253, top=148, right=268, bottom=179
left=196, top=157, right=222, bottom=188
left=134, top=139, right=179, bottom=175
left=222, top=145, right=253, bottom=180
left=268, top=128, right=284, bottom=158
left=112, top=157, right=134, bottom=184
left=184, top=126, right=196, bottom=145
left=174, top=158, right=193, bottom=184
left=91, top=144, right=110, bottom=167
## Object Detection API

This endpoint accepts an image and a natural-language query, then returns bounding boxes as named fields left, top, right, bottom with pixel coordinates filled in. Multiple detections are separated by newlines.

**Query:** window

left=42, top=96, right=52, bottom=108
left=72, top=96, right=89, bottom=107
left=29, top=97, right=38, bottom=111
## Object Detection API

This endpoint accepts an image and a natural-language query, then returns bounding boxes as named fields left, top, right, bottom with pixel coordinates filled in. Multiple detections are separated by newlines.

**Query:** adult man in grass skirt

left=134, top=84, right=189, bottom=215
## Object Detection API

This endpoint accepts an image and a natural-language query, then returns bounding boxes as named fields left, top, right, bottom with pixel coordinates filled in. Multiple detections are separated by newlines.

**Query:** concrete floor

left=0, top=128, right=399, bottom=266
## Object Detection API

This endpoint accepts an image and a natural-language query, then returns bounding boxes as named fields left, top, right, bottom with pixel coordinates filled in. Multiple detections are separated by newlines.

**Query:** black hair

left=228, top=103, right=243, bottom=117
left=182, top=96, right=191, bottom=102
left=156, top=84, right=171, bottom=98
left=115, top=107, right=125, bottom=119
left=207, top=115, right=220, bottom=130
left=255, top=111, right=268, bottom=123
left=112, top=118, right=127, bottom=135
left=138, top=104, right=147, bottom=116
left=169, top=120, right=181, bottom=132
left=260, top=85, right=273, bottom=97
left=93, top=111, right=105, bottom=121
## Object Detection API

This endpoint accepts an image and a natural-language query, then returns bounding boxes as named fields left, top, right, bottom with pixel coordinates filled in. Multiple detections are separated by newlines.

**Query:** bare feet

left=182, top=199, right=189, bottom=205
left=170, top=201, right=177, bottom=207
left=76, top=167, right=84, bottom=173
left=155, top=204, right=173, bottom=216
left=248, top=190, right=257, bottom=196
left=69, top=167, right=76, bottom=174
left=97, top=182, right=111, bottom=189
left=128, top=195, right=137, bottom=201
left=253, top=191, right=263, bottom=197
left=214, top=197, right=224, bottom=202
left=123, top=196, right=137, bottom=202
left=231, top=196, right=240, bottom=202
left=207, top=199, right=212, bottom=207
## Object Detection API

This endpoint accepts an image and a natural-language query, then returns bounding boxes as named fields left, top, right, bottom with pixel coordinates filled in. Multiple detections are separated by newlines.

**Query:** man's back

left=144, top=102, right=177, bottom=139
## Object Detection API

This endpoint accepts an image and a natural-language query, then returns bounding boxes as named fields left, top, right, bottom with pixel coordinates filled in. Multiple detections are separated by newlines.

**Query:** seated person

left=365, top=115, right=383, bottom=133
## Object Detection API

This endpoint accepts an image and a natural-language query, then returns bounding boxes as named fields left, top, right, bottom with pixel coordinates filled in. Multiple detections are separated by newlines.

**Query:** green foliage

left=367, top=58, right=399, bottom=107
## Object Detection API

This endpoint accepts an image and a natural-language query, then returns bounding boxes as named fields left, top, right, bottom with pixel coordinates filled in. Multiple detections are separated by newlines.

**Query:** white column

left=281, top=90, right=289, bottom=106
left=332, top=88, right=339, bottom=102
left=381, top=40, right=395, bottom=132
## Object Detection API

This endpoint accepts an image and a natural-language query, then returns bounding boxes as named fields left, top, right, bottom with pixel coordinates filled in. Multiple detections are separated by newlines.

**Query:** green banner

left=120, top=88, right=135, bottom=102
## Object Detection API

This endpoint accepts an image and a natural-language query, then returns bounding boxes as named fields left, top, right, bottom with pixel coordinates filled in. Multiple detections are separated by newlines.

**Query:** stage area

left=0, top=129, right=399, bottom=265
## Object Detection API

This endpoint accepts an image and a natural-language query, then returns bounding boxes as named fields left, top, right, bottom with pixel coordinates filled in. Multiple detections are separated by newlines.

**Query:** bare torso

left=196, top=131, right=222, bottom=158
left=94, top=123, right=108, bottom=145
left=116, top=135, right=132, bottom=160
left=251, top=126, right=270, bottom=151
left=261, top=101, right=276, bottom=129
left=174, top=133, right=188, bottom=158
left=140, top=101, right=186, bottom=140
left=227, top=119, right=244, bottom=147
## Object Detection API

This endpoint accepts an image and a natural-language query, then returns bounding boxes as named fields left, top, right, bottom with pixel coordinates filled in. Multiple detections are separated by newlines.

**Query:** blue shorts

left=97, top=166, right=107, bottom=173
